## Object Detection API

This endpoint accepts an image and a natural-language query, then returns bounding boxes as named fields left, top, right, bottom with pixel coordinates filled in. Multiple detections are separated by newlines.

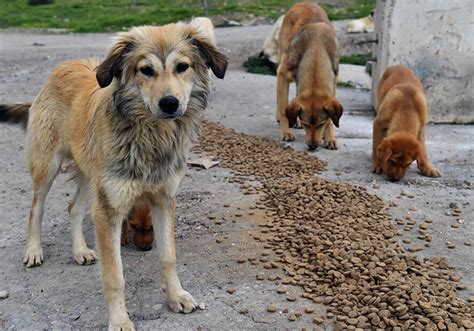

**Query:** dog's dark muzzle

left=307, top=143, right=318, bottom=151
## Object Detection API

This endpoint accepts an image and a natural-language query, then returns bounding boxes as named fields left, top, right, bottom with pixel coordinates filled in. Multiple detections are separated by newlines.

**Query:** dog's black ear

left=323, top=97, right=343, bottom=128
left=191, top=34, right=228, bottom=79
left=96, top=32, right=135, bottom=88
left=285, top=99, right=302, bottom=128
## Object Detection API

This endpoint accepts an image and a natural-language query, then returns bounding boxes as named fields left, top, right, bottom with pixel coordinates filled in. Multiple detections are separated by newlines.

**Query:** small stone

left=198, top=302, right=206, bottom=310
left=226, top=287, right=236, bottom=294
left=0, top=291, right=9, bottom=299
left=239, top=308, right=248, bottom=315
left=464, top=241, right=471, bottom=246
left=237, top=258, right=246, bottom=264
left=256, top=274, right=265, bottom=280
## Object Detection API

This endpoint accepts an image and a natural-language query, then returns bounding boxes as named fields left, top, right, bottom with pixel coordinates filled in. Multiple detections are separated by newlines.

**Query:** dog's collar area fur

left=105, top=82, right=207, bottom=183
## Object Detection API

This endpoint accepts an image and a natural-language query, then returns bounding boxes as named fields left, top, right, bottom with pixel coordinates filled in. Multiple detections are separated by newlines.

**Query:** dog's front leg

left=372, top=119, right=384, bottom=174
left=151, top=198, right=197, bottom=313
left=416, top=129, right=441, bottom=177
left=93, top=196, right=134, bottom=331
left=323, top=121, right=337, bottom=150
left=276, top=58, right=294, bottom=141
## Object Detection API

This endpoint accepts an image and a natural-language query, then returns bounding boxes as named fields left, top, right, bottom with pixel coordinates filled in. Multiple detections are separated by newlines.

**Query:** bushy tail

left=0, top=102, right=31, bottom=129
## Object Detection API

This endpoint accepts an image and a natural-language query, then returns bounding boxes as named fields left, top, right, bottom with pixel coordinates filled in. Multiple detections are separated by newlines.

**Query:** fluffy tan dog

left=261, top=14, right=285, bottom=65
left=372, top=65, right=441, bottom=181
left=121, top=201, right=154, bottom=251
left=0, top=22, right=227, bottom=330
left=346, top=11, right=374, bottom=33
left=276, top=2, right=343, bottom=150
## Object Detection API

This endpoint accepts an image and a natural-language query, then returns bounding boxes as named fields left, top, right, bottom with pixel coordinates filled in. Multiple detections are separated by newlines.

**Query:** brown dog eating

left=121, top=201, right=154, bottom=251
left=276, top=2, right=343, bottom=150
left=372, top=65, right=441, bottom=181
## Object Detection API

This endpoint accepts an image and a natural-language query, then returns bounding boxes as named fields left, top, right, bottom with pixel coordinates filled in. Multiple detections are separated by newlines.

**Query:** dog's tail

left=0, top=102, right=31, bottom=129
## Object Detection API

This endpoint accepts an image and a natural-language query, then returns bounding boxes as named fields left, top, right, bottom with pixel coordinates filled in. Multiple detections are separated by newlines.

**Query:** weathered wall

left=371, top=0, right=473, bottom=123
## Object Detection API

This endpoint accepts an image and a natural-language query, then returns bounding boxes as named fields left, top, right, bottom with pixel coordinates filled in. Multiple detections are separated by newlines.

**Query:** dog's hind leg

left=68, top=172, right=96, bottom=265
left=151, top=198, right=197, bottom=314
left=24, top=151, right=63, bottom=267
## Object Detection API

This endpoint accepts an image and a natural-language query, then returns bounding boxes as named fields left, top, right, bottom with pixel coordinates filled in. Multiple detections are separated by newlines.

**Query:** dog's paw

left=282, top=131, right=295, bottom=142
left=421, top=167, right=441, bottom=178
left=23, top=246, right=43, bottom=267
left=325, top=140, right=337, bottom=150
left=108, top=319, right=135, bottom=331
left=168, top=290, right=198, bottom=314
left=73, top=247, right=97, bottom=265
left=372, top=164, right=382, bottom=174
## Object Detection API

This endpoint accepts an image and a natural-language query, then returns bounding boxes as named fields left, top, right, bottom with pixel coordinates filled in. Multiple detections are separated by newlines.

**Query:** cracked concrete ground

left=0, top=25, right=472, bottom=330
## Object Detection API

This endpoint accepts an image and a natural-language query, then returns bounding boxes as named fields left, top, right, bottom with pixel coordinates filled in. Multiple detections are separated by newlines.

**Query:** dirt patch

left=194, top=121, right=473, bottom=329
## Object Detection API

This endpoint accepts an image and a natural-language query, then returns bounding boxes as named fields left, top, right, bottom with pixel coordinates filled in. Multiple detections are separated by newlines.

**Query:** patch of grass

left=340, top=52, right=373, bottom=66
left=0, top=0, right=375, bottom=32
left=337, top=81, right=356, bottom=88
left=243, top=55, right=276, bottom=76
left=321, top=0, right=375, bottom=20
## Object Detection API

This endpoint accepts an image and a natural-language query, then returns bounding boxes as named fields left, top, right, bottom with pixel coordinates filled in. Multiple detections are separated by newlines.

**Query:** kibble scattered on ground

left=195, top=121, right=473, bottom=329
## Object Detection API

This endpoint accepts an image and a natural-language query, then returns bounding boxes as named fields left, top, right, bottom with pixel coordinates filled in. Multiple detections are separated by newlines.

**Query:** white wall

left=371, top=0, right=473, bottom=123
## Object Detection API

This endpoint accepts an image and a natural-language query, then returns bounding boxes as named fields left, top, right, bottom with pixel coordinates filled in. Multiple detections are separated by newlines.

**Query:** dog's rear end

left=372, top=65, right=440, bottom=180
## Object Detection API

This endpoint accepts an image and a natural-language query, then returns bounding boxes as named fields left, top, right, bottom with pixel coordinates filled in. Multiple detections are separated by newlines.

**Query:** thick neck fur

left=104, top=80, right=207, bottom=183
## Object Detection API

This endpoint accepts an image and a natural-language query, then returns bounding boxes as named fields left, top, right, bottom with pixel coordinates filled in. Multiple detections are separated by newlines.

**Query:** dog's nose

left=137, top=244, right=153, bottom=251
left=159, top=96, right=179, bottom=114
left=307, top=143, right=318, bottom=151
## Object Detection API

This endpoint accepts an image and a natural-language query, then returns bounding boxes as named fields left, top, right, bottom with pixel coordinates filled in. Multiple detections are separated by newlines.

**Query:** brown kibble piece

left=313, top=317, right=324, bottom=324
left=267, top=304, right=277, bottom=313
left=304, top=306, right=315, bottom=314
left=288, top=313, right=297, bottom=321
left=276, top=287, right=286, bottom=294
left=286, top=294, right=297, bottom=302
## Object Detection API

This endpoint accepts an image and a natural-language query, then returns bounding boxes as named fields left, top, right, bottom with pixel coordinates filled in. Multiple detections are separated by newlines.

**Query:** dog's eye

left=176, top=62, right=189, bottom=73
left=140, top=66, right=154, bottom=76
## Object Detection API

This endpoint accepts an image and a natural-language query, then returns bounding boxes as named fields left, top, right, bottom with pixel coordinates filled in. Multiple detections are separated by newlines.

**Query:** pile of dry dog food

left=195, top=121, right=473, bottom=330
